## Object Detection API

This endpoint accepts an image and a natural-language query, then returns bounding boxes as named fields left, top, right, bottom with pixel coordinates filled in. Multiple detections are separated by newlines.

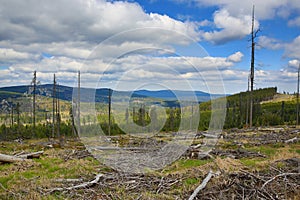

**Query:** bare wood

left=54, top=178, right=84, bottom=183
left=261, top=172, right=300, bottom=189
left=49, top=173, right=104, bottom=193
left=285, top=137, right=299, bottom=144
left=188, top=170, right=213, bottom=200
left=17, top=151, right=44, bottom=159
left=92, top=146, right=159, bottom=151
left=0, top=153, right=25, bottom=163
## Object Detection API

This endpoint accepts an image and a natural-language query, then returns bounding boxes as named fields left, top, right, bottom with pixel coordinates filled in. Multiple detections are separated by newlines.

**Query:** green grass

left=0, top=175, right=14, bottom=189
left=246, top=145, right=279, bottom=156
left=164, top=159, right=212, bottom=173
left=239, top=158, right=266, bottom=168
left=184, top=177, right=199, bottom=186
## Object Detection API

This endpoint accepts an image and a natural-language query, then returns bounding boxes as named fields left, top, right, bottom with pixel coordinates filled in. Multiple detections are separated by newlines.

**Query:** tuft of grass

left=239, top=158, right=267, bottom=168
left=184, top=177, right=199, bottom=186
left=0, top=175, right=14, bottom=189
left=245, top=145, right=279, bottom=157
left=163, top=159, right=212, bottom=174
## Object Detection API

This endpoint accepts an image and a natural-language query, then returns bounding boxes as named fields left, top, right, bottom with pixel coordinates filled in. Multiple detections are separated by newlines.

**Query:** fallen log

left=17, top=151, right=44, bottom=159
left=0, top=153, right=25, bottom=163
left=0, top=151, right=44, bottom=163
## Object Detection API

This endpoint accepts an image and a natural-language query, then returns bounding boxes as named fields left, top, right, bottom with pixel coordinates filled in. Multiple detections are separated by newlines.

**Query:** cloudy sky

left=0, top=0, right=299, bottom=94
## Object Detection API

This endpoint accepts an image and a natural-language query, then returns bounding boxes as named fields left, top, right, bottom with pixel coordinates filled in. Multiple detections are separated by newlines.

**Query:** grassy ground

left=0, top=128, right=299, bottom=199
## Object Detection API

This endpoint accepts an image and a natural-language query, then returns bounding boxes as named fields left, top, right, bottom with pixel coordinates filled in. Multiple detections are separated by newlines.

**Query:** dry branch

left=48, top=173, right=104, bottom=193
left=261, top=172, right=300, bottom=189
left=285, top=137, right=299, bottom=144
left=54, top=178, right=84, bottom=183
left=188, top=170, right=213, bottom=200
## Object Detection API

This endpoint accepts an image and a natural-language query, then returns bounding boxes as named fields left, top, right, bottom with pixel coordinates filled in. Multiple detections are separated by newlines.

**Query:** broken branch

left=261, top=173, right=300, bottom=189
left=48, top=173, right=104, bottom=193
left=188, top=170, right=213, bottom=200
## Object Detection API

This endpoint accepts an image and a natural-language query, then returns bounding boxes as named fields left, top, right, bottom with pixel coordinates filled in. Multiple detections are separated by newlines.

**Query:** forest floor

left=0, top=126, right=299, bottom=200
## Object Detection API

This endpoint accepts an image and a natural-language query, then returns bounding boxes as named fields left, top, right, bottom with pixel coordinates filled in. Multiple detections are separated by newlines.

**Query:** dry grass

left=0, top=127, right=299, bottom=199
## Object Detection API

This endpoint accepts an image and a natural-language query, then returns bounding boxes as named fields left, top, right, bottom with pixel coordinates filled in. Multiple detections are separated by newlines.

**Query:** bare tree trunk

left=57, top=84, right=63, bottom=146
left=11, top=104, right=14, bottom=127
left=77, top=71, right=81, bottom=137
left=249, top=5, right=255, bottom=128
left=297, top=64, right=300, bottom=126
left=52, top=74, right=56, bottom=138
left=33, top=71, right=36, bottom=136
left=108, top=88, right=111, bottom=136
left=16, top=102, right=20, bottom=135
left=246, top=75, right=250, bottom=127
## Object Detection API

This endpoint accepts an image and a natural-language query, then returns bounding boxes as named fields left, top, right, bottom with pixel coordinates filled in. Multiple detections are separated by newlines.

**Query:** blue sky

left=0, top=0, right=299, bottom=94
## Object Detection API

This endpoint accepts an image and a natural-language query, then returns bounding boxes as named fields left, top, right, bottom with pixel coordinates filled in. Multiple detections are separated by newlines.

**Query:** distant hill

left=0, top=84, right=223, bottom=105
left=133, top=90, right=223, bottom=102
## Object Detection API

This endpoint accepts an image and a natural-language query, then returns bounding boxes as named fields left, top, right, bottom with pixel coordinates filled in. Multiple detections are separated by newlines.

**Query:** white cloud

left=201, top=9, right=259, bottom=44
left=285, top=36, right=300, bottom=59
left=257, top=35, right=300, bottom=62
left=0, top=0, right=199, bottom=46
left=288, top=59, right=299, bottom=67
left=288, top=17, right=300, bottom=27
left=0, top=48, right=38, bottom=64
left=178, top=0, right=300, bottom=20
left=226, top=51, right=243, bottom=62
left=0, top=0, right=299, bottom=93
left=258, top=36, right=283, bottom=50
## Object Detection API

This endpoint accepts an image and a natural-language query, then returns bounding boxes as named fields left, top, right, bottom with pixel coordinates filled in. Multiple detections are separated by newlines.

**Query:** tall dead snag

left=52, top=74, right=56, bottom=138
left=32, top=71, right=37, bottom=136
left=108, top=88, right=112, bottom=136
left=297, top=63, right=300, bottom=126
left=249, top=5, right=257, bottom=128
left=57, top=83, right=64, bottom=146
left=16, top=102, right=20, bottom=134
left=77, top=71, right=81, bottom=137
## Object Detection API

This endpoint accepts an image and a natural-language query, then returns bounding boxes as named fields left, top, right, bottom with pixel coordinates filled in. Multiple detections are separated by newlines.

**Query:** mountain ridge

left=0, top=84, right=224, bottom=103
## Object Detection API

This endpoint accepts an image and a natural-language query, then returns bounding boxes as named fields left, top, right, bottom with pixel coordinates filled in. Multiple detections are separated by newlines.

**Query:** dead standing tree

left=51, top=74, right=64, bottom=146
left=249, top=5, right=258, bottom=128
left=297, top=63, right=300, bottom=125
left=52, top=74, right=57, bottom=138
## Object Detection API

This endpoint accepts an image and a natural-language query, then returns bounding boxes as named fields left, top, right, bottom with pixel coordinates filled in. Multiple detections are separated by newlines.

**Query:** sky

left=0, top=0, right=299, bottom=94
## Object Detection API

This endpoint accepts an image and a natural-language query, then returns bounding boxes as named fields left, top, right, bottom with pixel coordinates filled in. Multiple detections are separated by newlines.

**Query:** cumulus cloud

left=201, top=9, right=259, bottom=44
left=172, top=0, right=300, bottom=45
left=258, top=36, right=283, bottom=50
left=288, top=59, right=299, bottom=67
left=0, top=0, right=299, bottom=93
left=288, top=17, right=300, bottom=27
left=0, top=48, right=39, bottom=64
left=285, top=36, right=300, bottom=59
left=176, top=0, right=300, bottom=20
left=257, top=35, right=300, bottom=63
left=0, top=0, right=199, bottom=45
left=226, top=51, right=243, bottom=62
